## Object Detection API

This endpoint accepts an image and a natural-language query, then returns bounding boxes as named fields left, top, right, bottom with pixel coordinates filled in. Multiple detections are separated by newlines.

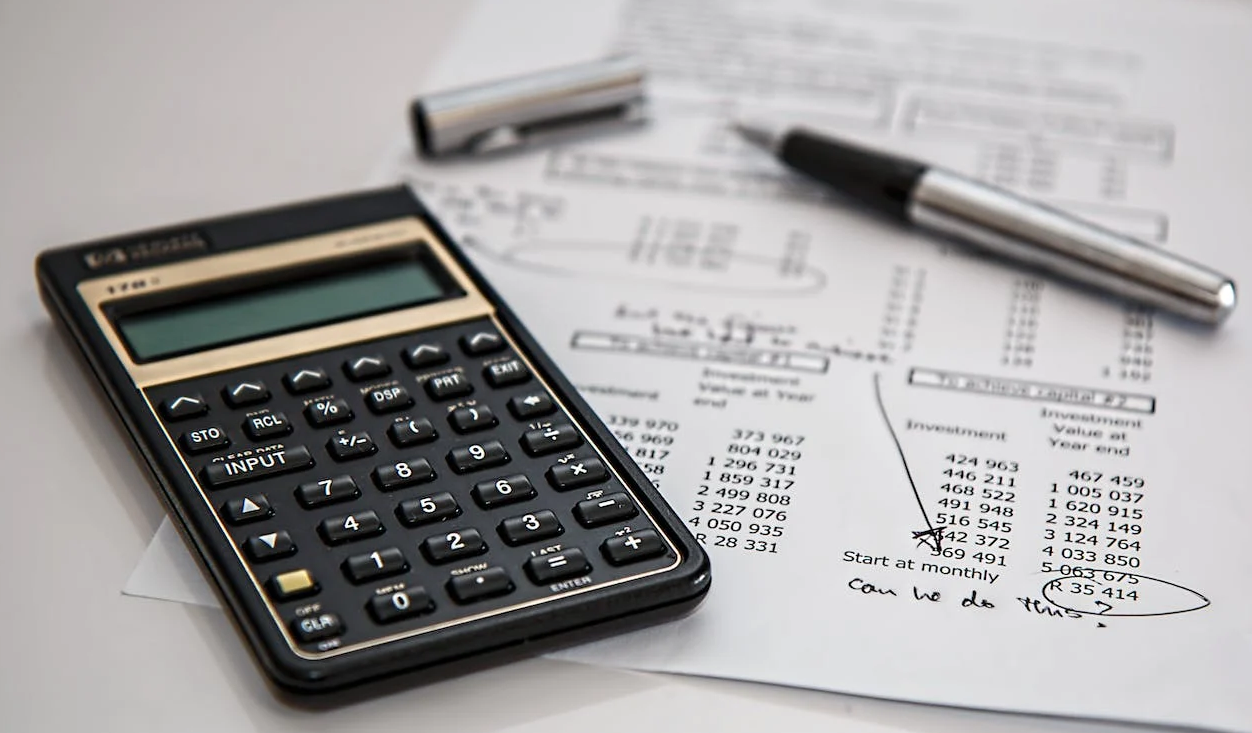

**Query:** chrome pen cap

left=411, top=55, right=647, bottom=158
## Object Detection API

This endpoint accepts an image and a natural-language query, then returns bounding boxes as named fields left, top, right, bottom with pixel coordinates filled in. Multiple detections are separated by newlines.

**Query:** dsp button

left=179, top=425, right=229, bottom=454
left=365, top=385, right=413, bottom=414
left=483, top=359, right=530, bottom=388
left=525, top=548, right=591, bottom=585
left=200, top=445, right=314, bottom=488
left=368, top=587, right=434, bottom=624
left=291, top=613, right=343, bottom=643
left=521, top=423, right=582, bottom=455
left=601, top=530, right=666, bottom=566
left=545, top=456, right=608, bottom=491
left=222, top=380, right=269, bottom=408
left=574, top=493, right=638, bottom=527
left=243, top=411, right=292, bottom=441
left=424, top=372, right=473, bottom=400
left=460, top=331, right=505, bottom=356
left=160, top=395, right=207, bottom=421
left=447, top=567, right=514, bottom=604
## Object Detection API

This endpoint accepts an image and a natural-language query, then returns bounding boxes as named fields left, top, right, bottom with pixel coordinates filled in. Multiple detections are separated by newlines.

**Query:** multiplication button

left=545, top=456, right=608, bottom=491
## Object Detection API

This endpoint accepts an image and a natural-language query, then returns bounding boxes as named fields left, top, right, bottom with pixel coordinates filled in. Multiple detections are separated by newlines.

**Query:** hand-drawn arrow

left=872, top=372, right=944, bottom=554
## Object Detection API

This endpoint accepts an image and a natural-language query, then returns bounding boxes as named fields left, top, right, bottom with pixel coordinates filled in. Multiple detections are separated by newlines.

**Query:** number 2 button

left=421, top=528, right=486, bottom=564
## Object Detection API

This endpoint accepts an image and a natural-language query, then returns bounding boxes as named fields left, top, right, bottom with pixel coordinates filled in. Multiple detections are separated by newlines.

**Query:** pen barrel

left=907, top=169, right=1236, bottom=324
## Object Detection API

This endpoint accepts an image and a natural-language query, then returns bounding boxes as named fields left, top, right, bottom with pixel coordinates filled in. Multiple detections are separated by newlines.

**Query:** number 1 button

left=343, top=548, right=408, bottom=584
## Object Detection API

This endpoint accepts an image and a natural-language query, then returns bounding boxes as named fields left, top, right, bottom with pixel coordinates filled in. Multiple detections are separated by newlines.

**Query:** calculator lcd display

left=115, top=258, right=454, bottom=362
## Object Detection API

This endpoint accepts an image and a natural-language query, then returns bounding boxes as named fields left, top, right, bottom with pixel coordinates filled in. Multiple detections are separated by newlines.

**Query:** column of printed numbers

left=605, top=414, right=680, bottom=488
left=936, top=454, right=1017, bottom=566
left=1041, top=470, right=1146, bottom=575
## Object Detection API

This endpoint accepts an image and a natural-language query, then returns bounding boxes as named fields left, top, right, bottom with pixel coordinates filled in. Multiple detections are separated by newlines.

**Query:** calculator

left=36, top=187, right=709, bottom=692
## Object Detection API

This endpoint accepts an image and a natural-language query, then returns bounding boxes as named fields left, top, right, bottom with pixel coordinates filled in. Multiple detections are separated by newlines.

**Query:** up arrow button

left=222, top=494, right=273, bottom=525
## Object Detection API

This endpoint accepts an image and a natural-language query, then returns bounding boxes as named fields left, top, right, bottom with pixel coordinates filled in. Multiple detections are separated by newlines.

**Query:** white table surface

left=0, top=3, right=1155, bottom=731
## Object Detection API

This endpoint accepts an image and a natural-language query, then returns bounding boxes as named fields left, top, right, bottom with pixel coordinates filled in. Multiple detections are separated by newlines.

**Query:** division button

left=483, top=359, right=530, bottom=388
left=574, top=493, right=638, bottom=527
left=447, top=567, right=514, bottom=604
left=291, top=613, right=343, bottom=643
left=284, top=368, right=331, bottom=394
left=449, top=404, right=498, bottom=433
left=160, top=394, right=208, bottom=421
left=222, top=380, right=270, bottom=408
left=403, top=343, right=449, bottom=369
left=447, top=440, right=510, bottom=474
left=295, top=475, right=360, bottom=508
left=508, top=392, right=555, bottom=419
left=520, top=423, right=583, bottom=455
left=471, top=474, right=536, bottom=509
left=365, top=385, right=414, bottom=414
left=343, top=547, right=408, bottom=584
left=344, top=355, right=391, bottom=381
left=222, top=494, right=273, bottom=525
left=388, top=417, right=437, bottom=447
left=420, top=528, right=487, bottom=564
left=269, top=569, right=318, bottom=600
left=326, top=430, right=377, bottom=461
left=498, top=510, right=564, bottom=546
left=368, top=587, right=434, bottom=624
left=525, top=548, right=591, bottom=585
left=200, top=445, right=314, bottom=488
left=545, top=457, right=609, bottom=491
left=424, top=372, right=473, bottom=401
left=601, top=529, right=666, bottom=566
left=396, top=492, right=461, bottom=527
left=372, top=458, right=436, bottom=491
left=244, top=531, right=296, bottom=562
left=243, top=411, right=292, bottom=441
left=460, top=331, right=505, bottom=356
left=319, top=510, right=385, bottom=545
left=304, top=398, right=353, bottom=427
left=178, top=425, right=230, bottom=454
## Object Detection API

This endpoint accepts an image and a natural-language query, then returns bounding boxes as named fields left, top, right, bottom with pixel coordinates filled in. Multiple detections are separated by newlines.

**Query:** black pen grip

left=779, top=130, right=925, bottom=219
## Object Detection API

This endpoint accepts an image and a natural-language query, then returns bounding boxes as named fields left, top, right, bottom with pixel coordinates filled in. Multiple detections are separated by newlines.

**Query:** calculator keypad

left=146, top=317, right=678, bottom=654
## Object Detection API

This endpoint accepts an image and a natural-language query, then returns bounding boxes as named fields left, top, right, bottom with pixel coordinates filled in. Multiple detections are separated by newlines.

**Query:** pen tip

left=730, top=118, right=784, bottom=154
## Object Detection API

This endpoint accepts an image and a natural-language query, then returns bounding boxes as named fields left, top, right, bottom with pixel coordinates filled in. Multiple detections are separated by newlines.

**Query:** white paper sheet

left=128, top=1, right=1252, bottom=730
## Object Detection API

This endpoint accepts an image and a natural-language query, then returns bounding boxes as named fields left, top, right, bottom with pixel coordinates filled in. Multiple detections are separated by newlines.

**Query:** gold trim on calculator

left=76, top=216, right=684, bottom=661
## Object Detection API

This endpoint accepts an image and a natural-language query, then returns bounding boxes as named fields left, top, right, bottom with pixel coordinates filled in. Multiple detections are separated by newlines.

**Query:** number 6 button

left=421, top=528, right=487, bottom=564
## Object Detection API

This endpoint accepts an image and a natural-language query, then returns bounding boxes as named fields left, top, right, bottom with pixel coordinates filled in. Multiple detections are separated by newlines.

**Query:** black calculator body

left=36, top=187, right=709, bottom=692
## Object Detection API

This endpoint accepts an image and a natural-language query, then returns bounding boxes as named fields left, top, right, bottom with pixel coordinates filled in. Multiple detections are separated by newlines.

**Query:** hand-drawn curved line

left=1041, top=572, right=1210, bottom=617
left=462, top=238, right=826, bottom=296
left=872, top=372, right=943, bottom=553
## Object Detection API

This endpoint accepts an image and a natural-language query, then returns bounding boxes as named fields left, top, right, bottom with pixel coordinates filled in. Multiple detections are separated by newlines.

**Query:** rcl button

left=179, top=425, right=229, bottom=454
left=291, top=613, right=343, bottom=643
left=243, top=411, right=292, bottom=441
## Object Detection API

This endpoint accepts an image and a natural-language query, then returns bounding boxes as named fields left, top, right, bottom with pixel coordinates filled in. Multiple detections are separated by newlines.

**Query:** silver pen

left=733, top=120, right=1236, bottom=325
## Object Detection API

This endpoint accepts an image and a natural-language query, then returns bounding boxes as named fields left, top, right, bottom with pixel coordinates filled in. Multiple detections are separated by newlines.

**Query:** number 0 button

left=368, top=587, right=434, bottom=624
left=421, top=528, right=487, bottom=564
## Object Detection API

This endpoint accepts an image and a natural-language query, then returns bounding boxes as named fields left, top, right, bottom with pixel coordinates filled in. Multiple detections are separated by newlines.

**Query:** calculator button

left=326, top=430, right=377, bottom=461
left=525, top=548, right=591, bottom=585
left=521, top=423, right=583, bottom=455
left=243, top=411, right=292, bottom=440
left=447, top=440, right=510, bottom=473
left=403, top=343, right=449, bottom=369
left=372, top=458, right=436, bottom=491
left=200, top=445, right=314, bottom=488
left=447, top=567, right=514, bottom=604
left=424, top=372, right=473, bottom=400
left=546, top=457, right=609, bottom=491
left=222, top=380, right=270, bottom=408
left=574, top=493, right=638, bottom=527
left=421, top=528, right=487, bottom=564
left=178, top=425, right=230, bottom=454
left=388, top=417, right=438, bottom=447
left=304, top=398, right=353, bottom=427
left=160, top=395, right=208, bottom=421
left=343, top=548, right=409, bottom=584
left=484, top=359, right=530, bottom=388
left=498, top=510, right=564, bottom=546
left=244, top=531, right=296, bottom=562
left=284, top=368, right=331, bottom=394
left=508, top=392, right=555, bottom=419
left=344, top=355, right=391, bottom=381
left=368, top=587, right=434, bottom=624
left=365, top=385, right=414, bottom=414
left=396, top=492, right=461, bottom=527
left=292, top=613, right=343, bottom=643
left=222, top=494, right=273, bottom=525
left=319, top=510, right=385, bottom=545
left=472, top=474, right=537, bottom=509
left=601, top=530, right=666, bottom=566
left=449, top=405, right=498, bottom=433
left=460, top=331, right=505, bottom=356
left=269, top=569, right=318, bottom=600
left=295, top=475, right=360, bottom=508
